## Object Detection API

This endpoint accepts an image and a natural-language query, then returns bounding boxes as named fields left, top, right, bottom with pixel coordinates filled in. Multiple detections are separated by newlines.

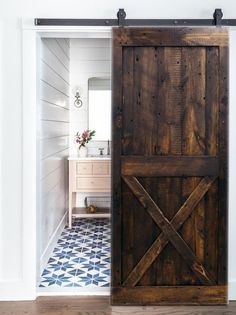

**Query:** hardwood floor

left=0, top=297, right=236, bottom=315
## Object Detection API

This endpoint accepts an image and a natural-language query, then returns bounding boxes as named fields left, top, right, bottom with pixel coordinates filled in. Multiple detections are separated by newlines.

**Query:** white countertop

left=68, top=156, right=111, bottom=161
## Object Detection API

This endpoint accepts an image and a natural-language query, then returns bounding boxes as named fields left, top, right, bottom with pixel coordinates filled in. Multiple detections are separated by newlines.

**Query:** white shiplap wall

left=38, top=38, right=70, bottom=275
left=69, top=38, right=111, bottom=156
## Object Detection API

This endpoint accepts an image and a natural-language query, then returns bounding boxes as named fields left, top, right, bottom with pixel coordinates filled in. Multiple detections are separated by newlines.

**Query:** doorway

left=35, top=33, right=112, bottom=295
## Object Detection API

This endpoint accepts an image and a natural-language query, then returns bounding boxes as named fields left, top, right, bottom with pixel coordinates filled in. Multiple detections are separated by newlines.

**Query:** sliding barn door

left=111, top=28, right=228, bottom=305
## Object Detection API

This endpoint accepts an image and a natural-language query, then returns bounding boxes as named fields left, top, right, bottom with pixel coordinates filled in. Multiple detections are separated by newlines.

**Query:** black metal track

left=34, top=9, right=236, bottom=27
left=35, top=18, right=236, bottom=26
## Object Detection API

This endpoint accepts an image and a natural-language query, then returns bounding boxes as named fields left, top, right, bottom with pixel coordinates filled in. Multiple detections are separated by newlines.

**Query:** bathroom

left=37, top=36, right=112, bottom=294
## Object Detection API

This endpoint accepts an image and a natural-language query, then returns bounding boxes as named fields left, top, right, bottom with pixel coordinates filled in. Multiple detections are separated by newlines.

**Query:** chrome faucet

left=98, top=148, right=104, bottom=156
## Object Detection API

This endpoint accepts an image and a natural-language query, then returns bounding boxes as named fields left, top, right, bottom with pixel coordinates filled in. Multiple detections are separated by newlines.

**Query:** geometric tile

left=39, top=218, right=111, bottom=288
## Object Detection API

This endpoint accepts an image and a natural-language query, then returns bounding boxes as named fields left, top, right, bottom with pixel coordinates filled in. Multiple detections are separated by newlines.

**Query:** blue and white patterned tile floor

left=39, top=218, right=110, bottom=288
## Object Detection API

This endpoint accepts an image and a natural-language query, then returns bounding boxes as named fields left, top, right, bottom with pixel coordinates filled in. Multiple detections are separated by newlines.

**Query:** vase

left=78, top=146, right=88, bottom=158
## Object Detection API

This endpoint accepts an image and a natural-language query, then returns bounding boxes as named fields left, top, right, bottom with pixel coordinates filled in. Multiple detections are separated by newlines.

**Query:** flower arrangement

left=75, top=129, right=96, bottom=149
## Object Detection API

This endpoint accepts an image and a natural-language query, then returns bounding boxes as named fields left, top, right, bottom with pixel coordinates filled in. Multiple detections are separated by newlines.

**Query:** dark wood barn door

left=111, top=28, right=228, bottom=305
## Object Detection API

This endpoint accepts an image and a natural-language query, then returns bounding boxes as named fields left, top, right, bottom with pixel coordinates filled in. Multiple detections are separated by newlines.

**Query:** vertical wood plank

left=132, top=47, right=159, bottom=285
left=156, top=47, right=183, bottom=285
left=111, top=40, right=123, bottom=288
left=204, top=47, right=219, bottom=280
left=122, top=47, right=134, bottom=282
left=218, top=46, right=228, bottom=286
left=181, top=47, right=206, bottom=283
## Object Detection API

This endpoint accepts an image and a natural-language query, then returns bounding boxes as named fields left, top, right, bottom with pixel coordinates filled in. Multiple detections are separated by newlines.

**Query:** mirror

left=88, top=77, right=111, bottom=141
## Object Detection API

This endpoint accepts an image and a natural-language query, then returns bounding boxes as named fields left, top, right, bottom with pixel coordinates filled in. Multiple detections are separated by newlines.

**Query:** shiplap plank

left=70, top=38, right=111, bottom=48
left=71, top=60, right=111, bottom=73
left=40, top=120, right=70, bottom=140
left=40, top=80, right=70, bottom=109
left=40, top=161, right=68, bottom=198
left=40, top=100, right=69, bottom=122
left=41, top=152, right=69, bottom=180
left=70, top=47, right=111, bottom=61
left=41, top=61, right=70, bottom=96
left=40, top=137, right=69, bottom=160
left=64, top=38, right=70, bottom=48
left=39, top=177, right=68, bottom=253
left=38, top=37, right=70, bottom=266
left=56, top=38, right=70, bottom=59
left=43, top=38, right=69, bottom=70
left=40, top=165, right=65, bottom=197
left=41, top=42, right=69, bottom=83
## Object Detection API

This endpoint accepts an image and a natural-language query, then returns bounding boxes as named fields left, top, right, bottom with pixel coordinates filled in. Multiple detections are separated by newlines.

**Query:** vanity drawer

left=76, top=177, right=110, bottom=191
left=76, top=162, right=92, bottom=175
left=92, top=162, right=109, bottom=175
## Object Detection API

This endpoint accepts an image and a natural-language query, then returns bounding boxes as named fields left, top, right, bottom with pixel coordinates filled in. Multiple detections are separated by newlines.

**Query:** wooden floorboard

left=0, top=297, right=236, bottom=315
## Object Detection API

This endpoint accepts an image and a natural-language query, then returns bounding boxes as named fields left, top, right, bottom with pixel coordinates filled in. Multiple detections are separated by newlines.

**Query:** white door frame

left=22, top=20, right=112, bottom=299
left=22, top=21, right=236, bottom=301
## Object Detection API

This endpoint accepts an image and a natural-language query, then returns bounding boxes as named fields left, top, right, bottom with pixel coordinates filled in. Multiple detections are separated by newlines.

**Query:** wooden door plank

left=112, top=286, right=227, bottom=305
left=218, top=46, right=229, bottom=285
left=113, top=28, right=228, bottom=47
left=121, top=156, right=219, bottom=176
left=123, top=176, right=216, bottom=285
left=121, top=47, right=135, bottom=282
left=205, top=46, right=219, bottom=280
left=180, top=46, right=206, bottom=283
left=183, top=47, right=206, bottom=264
left=122, top=47, right=134, bottom=155
left=112, top=43, right=123, bottom=287
left=131, top=47, right=159, bottom=285
left=154, top=47, right=183, bottom=286
left=123, top=176, right=216, bottom=286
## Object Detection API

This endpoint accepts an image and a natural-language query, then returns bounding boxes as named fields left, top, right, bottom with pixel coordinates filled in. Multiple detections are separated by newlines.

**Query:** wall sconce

left=74, top=91, right=83, bottom=108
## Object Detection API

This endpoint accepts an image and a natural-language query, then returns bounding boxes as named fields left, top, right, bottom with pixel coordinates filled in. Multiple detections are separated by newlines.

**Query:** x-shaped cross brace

left=122, top=176, right=216, bottom=286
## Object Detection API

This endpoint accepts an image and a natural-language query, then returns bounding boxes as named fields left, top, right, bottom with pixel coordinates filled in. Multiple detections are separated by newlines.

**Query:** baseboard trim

left=0, top=280, right=35, bottom=301
left=37, top=287, right=110, bottom=296
left=38, top=210, right=68, bottom=281
left=229, top=280, right=236, bottom=300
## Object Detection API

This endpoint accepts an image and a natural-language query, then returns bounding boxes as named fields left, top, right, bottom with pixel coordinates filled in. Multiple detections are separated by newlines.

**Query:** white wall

left=1, top=0, right=236, bottom=301
left=37, top=38, right=70, bottom=276
left=69, top=38, right=111, bottom=157
left=70, top=38, right=111, bottom=207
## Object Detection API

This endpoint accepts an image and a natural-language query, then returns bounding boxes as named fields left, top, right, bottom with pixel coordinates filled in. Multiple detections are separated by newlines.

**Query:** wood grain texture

left=112, top=286, right=227, bottom=305
left=153, top=47, right=182, bottom=287
left=181, top=46, right=206, bottom=274
left=1, top=297, right=236, bottom=315
left=113, top=27, right=228, bottom=47
left=218, top=46, right=229, bottom=285
left=123, top=176, right=216, bottom=287
left=204, top=46, right=220, bottom=281
left=111, top=27, right=228, bottom=305
left=121, top=156, right=219, bottom=176
left=121, top=47, right=135, bottom=283
left=123, top=176, right=215, bottom=286
left=111, top=42, right=123, bottom=287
